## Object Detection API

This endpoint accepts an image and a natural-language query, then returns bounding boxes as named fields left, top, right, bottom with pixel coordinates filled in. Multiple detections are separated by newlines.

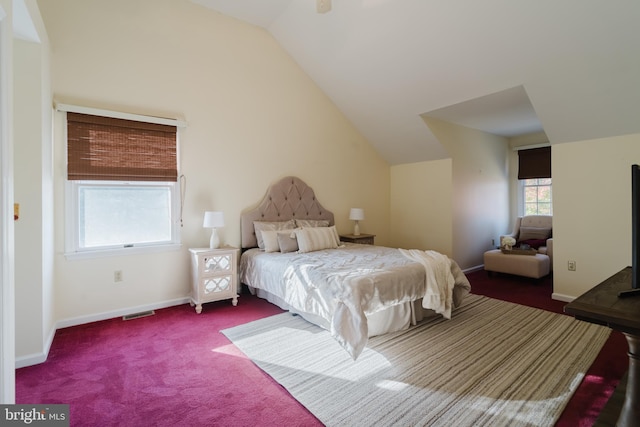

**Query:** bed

left=239, top=176, right=471, bottom=359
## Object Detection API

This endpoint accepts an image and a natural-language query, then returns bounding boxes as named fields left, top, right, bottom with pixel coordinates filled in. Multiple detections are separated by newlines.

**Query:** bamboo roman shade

left=67, top=112, right=177, bottom=181
left=517, top=146, right=551, bottom=180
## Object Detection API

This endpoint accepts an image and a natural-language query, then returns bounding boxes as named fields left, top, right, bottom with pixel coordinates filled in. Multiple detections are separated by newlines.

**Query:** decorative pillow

left=330, top=225, right=341, bottom=246
left=518, top=227, right=551, bottom=242
left=519, top=238, right=547, bottom=249
left=261, top=230, right=283, bottom=253
left=295, top=226, right=339, bottom=253
left=261, top=230, right=299, bottom=253
left=253, top=220, right=296, bottom=249
left=277, top=231, right=299, bottom=253
left=295, top=219, right=330, bottom=228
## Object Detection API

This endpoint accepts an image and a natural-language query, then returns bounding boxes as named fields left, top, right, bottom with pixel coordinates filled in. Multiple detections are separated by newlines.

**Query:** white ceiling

left=14, top=0, right=40, bottom=42
left=192, top=0, right=640, bottom=165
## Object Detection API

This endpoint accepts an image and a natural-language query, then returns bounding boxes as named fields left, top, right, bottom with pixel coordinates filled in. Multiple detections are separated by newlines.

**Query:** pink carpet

left=16, top=297, right=322, bottom=426
left=16, top=271, right=627, bottom=426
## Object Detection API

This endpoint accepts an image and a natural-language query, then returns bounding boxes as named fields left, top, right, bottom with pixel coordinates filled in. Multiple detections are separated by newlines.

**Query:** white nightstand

left=189, top=247, right=239, bottom=314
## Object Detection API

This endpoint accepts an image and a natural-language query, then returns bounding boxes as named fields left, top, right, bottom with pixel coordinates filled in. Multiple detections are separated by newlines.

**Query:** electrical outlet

left=114, top=270, right=123, bottom=282
left=568, top=261, right=576, bottom=271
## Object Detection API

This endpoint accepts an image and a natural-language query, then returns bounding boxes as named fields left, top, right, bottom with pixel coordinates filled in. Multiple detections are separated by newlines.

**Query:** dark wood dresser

left=564, top=267, right=640, bottom=427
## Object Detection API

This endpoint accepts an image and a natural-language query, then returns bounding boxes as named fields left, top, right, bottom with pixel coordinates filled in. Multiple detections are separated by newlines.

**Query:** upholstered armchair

left=501, top=215, right=553, bottom=270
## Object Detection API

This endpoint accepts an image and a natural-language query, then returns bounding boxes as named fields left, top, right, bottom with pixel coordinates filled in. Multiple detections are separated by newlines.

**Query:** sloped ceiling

left=192, top=0, right=640, bottom=165
left=14, top=0, right=40, bottom=42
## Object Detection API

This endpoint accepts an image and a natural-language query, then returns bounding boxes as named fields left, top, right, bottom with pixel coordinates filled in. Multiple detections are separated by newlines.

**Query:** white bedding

left=240, top=243, right=471, bottom=359
left=400, top=249, right=457, bottom=319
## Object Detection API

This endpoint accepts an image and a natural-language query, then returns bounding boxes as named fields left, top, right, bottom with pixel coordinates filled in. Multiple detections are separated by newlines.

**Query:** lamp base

left=210, top=228, right=220, bottom=249
left=353, top=221, right=360, bottom=236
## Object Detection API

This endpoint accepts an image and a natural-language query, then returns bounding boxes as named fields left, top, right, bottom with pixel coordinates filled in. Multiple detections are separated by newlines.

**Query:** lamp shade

left=203, top=211, right=225, bottom=228
left=349, top=208, right=365, bottom=221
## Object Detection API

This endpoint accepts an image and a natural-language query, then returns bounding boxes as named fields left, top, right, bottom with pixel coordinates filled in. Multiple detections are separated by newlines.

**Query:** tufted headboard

left=240, top=176, right=335, bottom=249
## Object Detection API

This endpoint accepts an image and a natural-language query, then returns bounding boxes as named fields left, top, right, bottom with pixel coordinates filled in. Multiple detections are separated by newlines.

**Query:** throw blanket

left=399, top=249, right=464, bottom=319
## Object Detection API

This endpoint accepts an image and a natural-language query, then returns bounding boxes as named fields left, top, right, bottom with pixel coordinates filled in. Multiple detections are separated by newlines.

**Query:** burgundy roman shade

left=67, top=112, right=177, bottom=182
left=518, top=146, right=551, bottom=180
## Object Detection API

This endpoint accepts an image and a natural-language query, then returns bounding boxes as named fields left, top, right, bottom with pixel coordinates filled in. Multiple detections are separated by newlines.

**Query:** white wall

left=552, top=133, right=640, bottom=299
left=390, top=159, right=453, bottom=255
left=14, top=39, right=44, bottom=358
left=424, top=118, right=510, bottom=269
left=0, top=0, right=15, bottom=404
left=35, top=0, right=390, bottom=335
left=13, top=1, right=54, bottom=368
left=389, top=119, right=509, bottom=270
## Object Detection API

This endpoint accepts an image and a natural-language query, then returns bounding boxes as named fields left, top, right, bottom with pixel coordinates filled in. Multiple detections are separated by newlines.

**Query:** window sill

left=64, top=243, right=182, bottom=261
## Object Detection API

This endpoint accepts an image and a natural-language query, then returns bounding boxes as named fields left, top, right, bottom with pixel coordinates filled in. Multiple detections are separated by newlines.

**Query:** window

left=64, top=109, right=182, bottom=258
left=72, top=181, right=177, bottom=250
left=517, top=146, right=552, bottom=216
left=521, top=178, right=552, bottom=215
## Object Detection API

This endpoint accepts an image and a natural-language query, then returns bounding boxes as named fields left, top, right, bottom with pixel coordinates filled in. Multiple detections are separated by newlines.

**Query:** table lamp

left=349, top=208, right=364, bottom=236
left=203, top=211, right=225, bottom=249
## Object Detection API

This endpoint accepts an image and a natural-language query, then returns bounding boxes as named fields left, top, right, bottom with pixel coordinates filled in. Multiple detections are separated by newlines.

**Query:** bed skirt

left=249, top=287, right=436, bottom=338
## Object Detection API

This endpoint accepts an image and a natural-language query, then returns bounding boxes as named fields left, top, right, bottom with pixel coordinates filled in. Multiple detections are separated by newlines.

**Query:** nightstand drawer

left=200, top=275, right=235, bottom=299
left=339, top=234, right=375, bottom=245
left=201, top=252, right=233, bottom=275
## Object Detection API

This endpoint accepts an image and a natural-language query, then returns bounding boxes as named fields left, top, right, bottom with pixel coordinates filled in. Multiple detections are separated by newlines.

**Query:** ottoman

left=483, top=249, right=550, bottom=279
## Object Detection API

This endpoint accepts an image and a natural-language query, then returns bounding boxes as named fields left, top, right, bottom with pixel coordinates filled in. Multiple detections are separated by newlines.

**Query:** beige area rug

left=222, top=294, right=610, bottom=427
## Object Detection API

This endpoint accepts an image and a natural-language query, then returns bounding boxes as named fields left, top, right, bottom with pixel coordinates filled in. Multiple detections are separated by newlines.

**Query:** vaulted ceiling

left=192, top=0, right=640, bottom=165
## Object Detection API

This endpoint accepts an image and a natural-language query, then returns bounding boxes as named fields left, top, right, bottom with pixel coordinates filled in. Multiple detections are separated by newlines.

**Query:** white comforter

left=240, top=244, right=470, bottom=359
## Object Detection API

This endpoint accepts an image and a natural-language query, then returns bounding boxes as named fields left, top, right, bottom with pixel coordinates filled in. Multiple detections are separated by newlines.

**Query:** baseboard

left=463, top=264, right=485, bottom=274
left=16, top=297, right=190, bottom=368
left=15, top=326, right=56, bottom=369
left=56, top=297, right=190, bottom=329
left=15, top=351, right=47, bottom=369
left=552, top=293, right=574, bottom=302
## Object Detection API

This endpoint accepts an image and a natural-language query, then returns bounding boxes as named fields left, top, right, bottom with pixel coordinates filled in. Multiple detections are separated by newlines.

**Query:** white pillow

left=261, top=230, right=282, bottom=253
left=295, top=226, right=340, bottom=253
left=295, top=219, right=330, bottom=228
left=253, top=220, right=296, bottom=249
left=261, top=229, right=298, bottom=253
left=277, top=232, right=299, bottom=253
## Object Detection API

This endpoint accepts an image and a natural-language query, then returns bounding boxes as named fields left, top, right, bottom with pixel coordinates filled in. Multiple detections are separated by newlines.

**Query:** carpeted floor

left=222, top=294, right=611, bottom=427
left=15, top=294, right=322, bottom=426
